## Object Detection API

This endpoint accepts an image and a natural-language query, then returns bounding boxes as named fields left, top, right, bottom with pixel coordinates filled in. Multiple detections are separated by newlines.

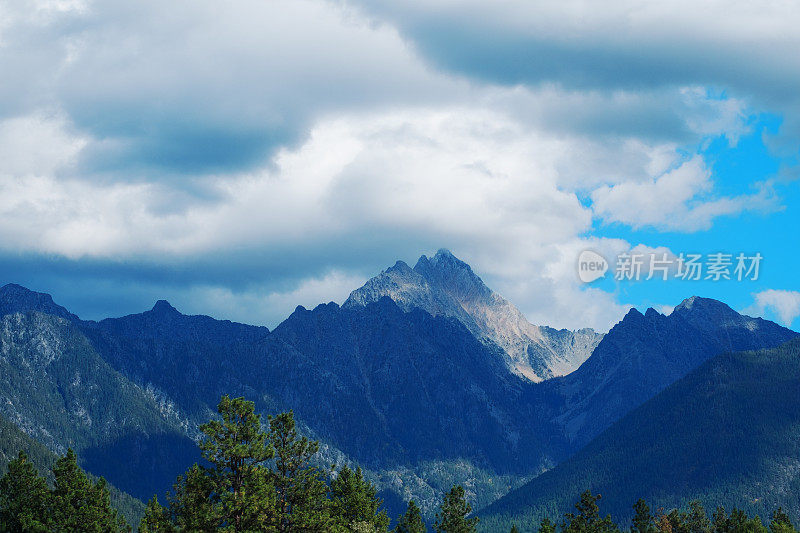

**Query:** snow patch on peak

left=676, top=295, right=701, bottom=310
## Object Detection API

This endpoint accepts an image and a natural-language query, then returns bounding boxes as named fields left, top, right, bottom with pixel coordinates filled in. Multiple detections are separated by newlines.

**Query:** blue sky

left=591, top=112, right=800, bottom=323
left=0, top=0, right=798, bottom=332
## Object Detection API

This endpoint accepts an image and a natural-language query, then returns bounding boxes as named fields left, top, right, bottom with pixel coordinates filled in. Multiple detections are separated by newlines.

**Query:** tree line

left=507, top=491, right=798, bottom=533
left=0, top=396, right=477, bottom=532
left=1, top=396, right=797, bottom=533
left=0, top=448, right=128, bottom=531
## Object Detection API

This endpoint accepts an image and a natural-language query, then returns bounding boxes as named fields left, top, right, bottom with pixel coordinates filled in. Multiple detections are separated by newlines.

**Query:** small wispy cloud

left=744, top=289, right=800, bottom=328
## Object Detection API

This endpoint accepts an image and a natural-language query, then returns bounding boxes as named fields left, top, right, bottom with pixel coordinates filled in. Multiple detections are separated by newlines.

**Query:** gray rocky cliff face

left=344, top=249, right=603, bottom=381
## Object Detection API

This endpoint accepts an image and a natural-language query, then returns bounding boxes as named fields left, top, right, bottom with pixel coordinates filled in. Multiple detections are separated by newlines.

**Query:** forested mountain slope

left=479, top=339, right=800, bottom=532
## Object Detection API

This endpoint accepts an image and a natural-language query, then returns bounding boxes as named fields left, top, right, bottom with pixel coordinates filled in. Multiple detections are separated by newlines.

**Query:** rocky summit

left=344, top=249, right=603, bottom=381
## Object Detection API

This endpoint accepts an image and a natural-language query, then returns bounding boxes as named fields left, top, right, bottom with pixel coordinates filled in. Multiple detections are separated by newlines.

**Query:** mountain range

left=0, top=250, right=797, bottom=528
left=539, top=295, right=797, bottom=449
left=479, top=338, right=800, bottom=531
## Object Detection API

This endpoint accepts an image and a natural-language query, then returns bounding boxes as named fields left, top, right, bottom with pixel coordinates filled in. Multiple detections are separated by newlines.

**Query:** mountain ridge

left=2, top=278, right=798, bottom=523
left=344, top=249, right=603, bottom=381
left=0, top=283, right=79, bottom=322
left=0, top=309, right=198, bottom=502
left=478, top=337, right=800, bottom=532
left=542, top=296, right=799, bottom=449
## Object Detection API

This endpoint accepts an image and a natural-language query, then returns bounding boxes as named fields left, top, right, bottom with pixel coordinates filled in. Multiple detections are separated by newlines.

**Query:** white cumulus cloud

left=591, top=156, right=776, bottom=231
left=0, top=0, right=795, bottom=330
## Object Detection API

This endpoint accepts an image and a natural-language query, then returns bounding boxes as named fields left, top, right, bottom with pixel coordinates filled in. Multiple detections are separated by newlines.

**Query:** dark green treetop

left=434, top=485, right=478, bottom=533
left=395, top=499, right=427, bottom=533
left=0, top=451, right=51, bottom=533
left=51, top=448, right=129, bottom=532
left=330, top=465, right=389, bottom=532
left=561, top=491, right=619, bottom=533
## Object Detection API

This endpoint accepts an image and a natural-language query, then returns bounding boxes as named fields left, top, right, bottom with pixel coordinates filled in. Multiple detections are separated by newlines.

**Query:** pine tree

left=770, top=508, right=796, bottom=533
left=540, top=517, right=557, bottom=533
left=268, top=410, right=333, bottom=532
left=394, top=500, right=426, bottom=533
left=631, top=499, right=656, bottom=533
left=510, top=525, right=521, bottom=533
left=155, top=396, right=276, bottom=532
left=0, top=451, right=51, bottom=532
left=330, top=465, right=389, bottom=532
left=198, top=395, right=276, bottom=531
left=712, top=507, right=768, bottom=533
left=167, top=464, right=217, bottom=532
left=561, top=491, right=618, bottom=533
left=663, top=509, right=683, bottom=533
left=50, top=449, right=128, bottom=532
left=713, top=507, right=732, bottom=533
left=685, top=501, right=712, bottom=533
left=138, top=496, right=175, bottom=533
left=433, top=485, right=478, bottom=533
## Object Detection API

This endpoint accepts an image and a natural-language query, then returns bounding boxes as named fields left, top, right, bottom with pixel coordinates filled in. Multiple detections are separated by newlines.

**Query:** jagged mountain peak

left=313, top=301, right=342, bottom=313
left=386, top=259, right=414, bottom=274
left=433, top=247, right=455, bottom=259
left=0, top=283, right=78, bottom=321
left=622, top=307, right=645, bottom=320
left=345, top=250, right=603, bottom=381
left=620, top=297, right=741, bottom=326
left=280, top=301, right=347, bottom=330
left=151, top=299, right=180, bottom=315
left=644, top=307, right=661, bottom=319
left=555, top=295, right=799, bottom=448
left=417, top=248, right=463, bottom=269
left=675, top=294, right=701, bottom=309
left=89, top=298, right=270, bottom=340
left=413, top=249, right=471, bottom=275
left=671, top=295, right=769, bottom=338
left=413, top=249, right=492, bottom=301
